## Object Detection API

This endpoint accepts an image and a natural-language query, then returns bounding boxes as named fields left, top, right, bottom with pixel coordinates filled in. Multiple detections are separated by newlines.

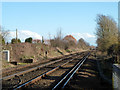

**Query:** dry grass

left=2, top=43, right=83, bottom=69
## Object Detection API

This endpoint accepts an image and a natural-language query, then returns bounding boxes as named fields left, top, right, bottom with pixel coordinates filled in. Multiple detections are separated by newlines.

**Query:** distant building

left=32, top=39, right=41, bottom=43
left=90, top=45, right=96, bottom=50
left=44, top=40, right=51, bottom=45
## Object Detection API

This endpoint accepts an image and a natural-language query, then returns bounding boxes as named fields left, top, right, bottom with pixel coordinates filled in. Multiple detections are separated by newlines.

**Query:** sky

left=2, top=2, right=118, bottom=45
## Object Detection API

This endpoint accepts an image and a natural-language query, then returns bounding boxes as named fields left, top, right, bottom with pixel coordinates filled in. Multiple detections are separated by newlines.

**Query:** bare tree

left=50, top=28, right=66, bottom=49
left=95, top=14, right=118, bottom=52
left=0, top=26, right=10, bottom=44
left=56, top=27, right=63, bottom=40
left=77, top=38, right=90, bottom=50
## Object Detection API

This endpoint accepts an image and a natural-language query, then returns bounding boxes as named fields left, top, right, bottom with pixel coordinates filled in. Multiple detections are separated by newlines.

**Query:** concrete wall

left=113, top=64, right=120, bottom=90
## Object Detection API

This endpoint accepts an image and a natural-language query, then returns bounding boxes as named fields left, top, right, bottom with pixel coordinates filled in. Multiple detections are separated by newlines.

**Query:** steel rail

left=62, top=52, right=90, bottom=88
left=1, top=54, right=75, bottom=81
left=2, top=52, right=80, bottom=75
left=14, top=54, right=81, bottom=90
left=52, top=52, right=90, bottom=90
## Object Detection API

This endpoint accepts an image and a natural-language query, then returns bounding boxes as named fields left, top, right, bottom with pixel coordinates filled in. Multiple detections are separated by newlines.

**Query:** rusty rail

left=14, top=54, right=81, bottom=90
left=1, top=54, right=76, bottom=81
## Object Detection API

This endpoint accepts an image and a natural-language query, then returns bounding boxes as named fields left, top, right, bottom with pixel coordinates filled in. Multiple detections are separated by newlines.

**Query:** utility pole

left=42, top=36, right=44, bottom=44
left=16, top=29, right=18, bottom=43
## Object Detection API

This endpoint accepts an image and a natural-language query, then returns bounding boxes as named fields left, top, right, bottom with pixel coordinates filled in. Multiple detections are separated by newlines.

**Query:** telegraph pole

left=42, top=36, right=44, bottom=44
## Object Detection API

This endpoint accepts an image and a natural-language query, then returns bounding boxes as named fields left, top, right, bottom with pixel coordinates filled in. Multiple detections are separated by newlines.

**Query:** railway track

left=2, top=51, right=87, bottom=89
left=52, top=52, right=90, bottom=90
left=2, top=52, right=78, bottom=77
left=2, top=52, right=80, bottom=81
left=9, top=51, right=90, bottom=90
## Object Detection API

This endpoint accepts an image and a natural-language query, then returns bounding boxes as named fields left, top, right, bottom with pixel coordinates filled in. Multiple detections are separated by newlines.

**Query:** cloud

left=69, top=33, right=95, bottom=40
left=9, top=30, right=42, bottom=42
left=67, top=33, right=96, bottom=45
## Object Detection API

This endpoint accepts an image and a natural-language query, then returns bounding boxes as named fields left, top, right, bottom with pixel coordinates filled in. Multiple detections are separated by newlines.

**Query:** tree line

left=95, top=14, right=120, bottom=63
left=0, top=28, right=90, bottom=51
left=49, top=30, right=90, bottom=50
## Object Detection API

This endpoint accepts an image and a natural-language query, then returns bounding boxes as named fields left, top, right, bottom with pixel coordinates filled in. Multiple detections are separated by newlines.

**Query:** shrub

left=66, top=49, right=71, bottom=53
left=2, top=37, right=5, bottom=45
left=25, top=37, right=32, bottom=43
left=11, top=38, right=21, bottom=44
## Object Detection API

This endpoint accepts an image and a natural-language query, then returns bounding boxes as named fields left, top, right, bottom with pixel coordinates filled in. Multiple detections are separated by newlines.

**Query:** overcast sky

left=2, top=2, right=118, bottom=45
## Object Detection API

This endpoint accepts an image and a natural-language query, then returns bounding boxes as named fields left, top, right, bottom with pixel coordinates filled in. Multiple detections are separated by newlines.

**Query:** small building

left=44, top=40, right=51, bottom=46
left=2, top=50, right=10, bottom=62
left=32, top=39, right=41, bottom=43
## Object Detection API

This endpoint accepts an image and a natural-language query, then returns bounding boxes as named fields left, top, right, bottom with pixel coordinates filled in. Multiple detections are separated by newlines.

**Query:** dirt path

left=65, top=55, right=112, bottom=90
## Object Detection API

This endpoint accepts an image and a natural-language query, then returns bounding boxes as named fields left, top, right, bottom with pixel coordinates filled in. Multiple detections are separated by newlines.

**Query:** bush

left=11, top=38, right=21, bottom=44
left=2, top=38, right=5, bottom=45
left=66, top=49, right=71, bottom=53
left=25, top=37, right=32, bottom=43
left=107, top=44, right=119, bottom=56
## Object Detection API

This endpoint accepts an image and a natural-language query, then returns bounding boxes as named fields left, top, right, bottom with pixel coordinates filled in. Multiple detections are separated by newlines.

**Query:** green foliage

left=31, top=56, right=34, bottom=59
left=18, top=39, right=21, bottom=43
left=66, top=49, right=71, bottom=53
left=25, top=37, right=32, bottom=43
left=11, top=38, right=21, bottom=44
left=21, top=55, right=34, bottom=60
